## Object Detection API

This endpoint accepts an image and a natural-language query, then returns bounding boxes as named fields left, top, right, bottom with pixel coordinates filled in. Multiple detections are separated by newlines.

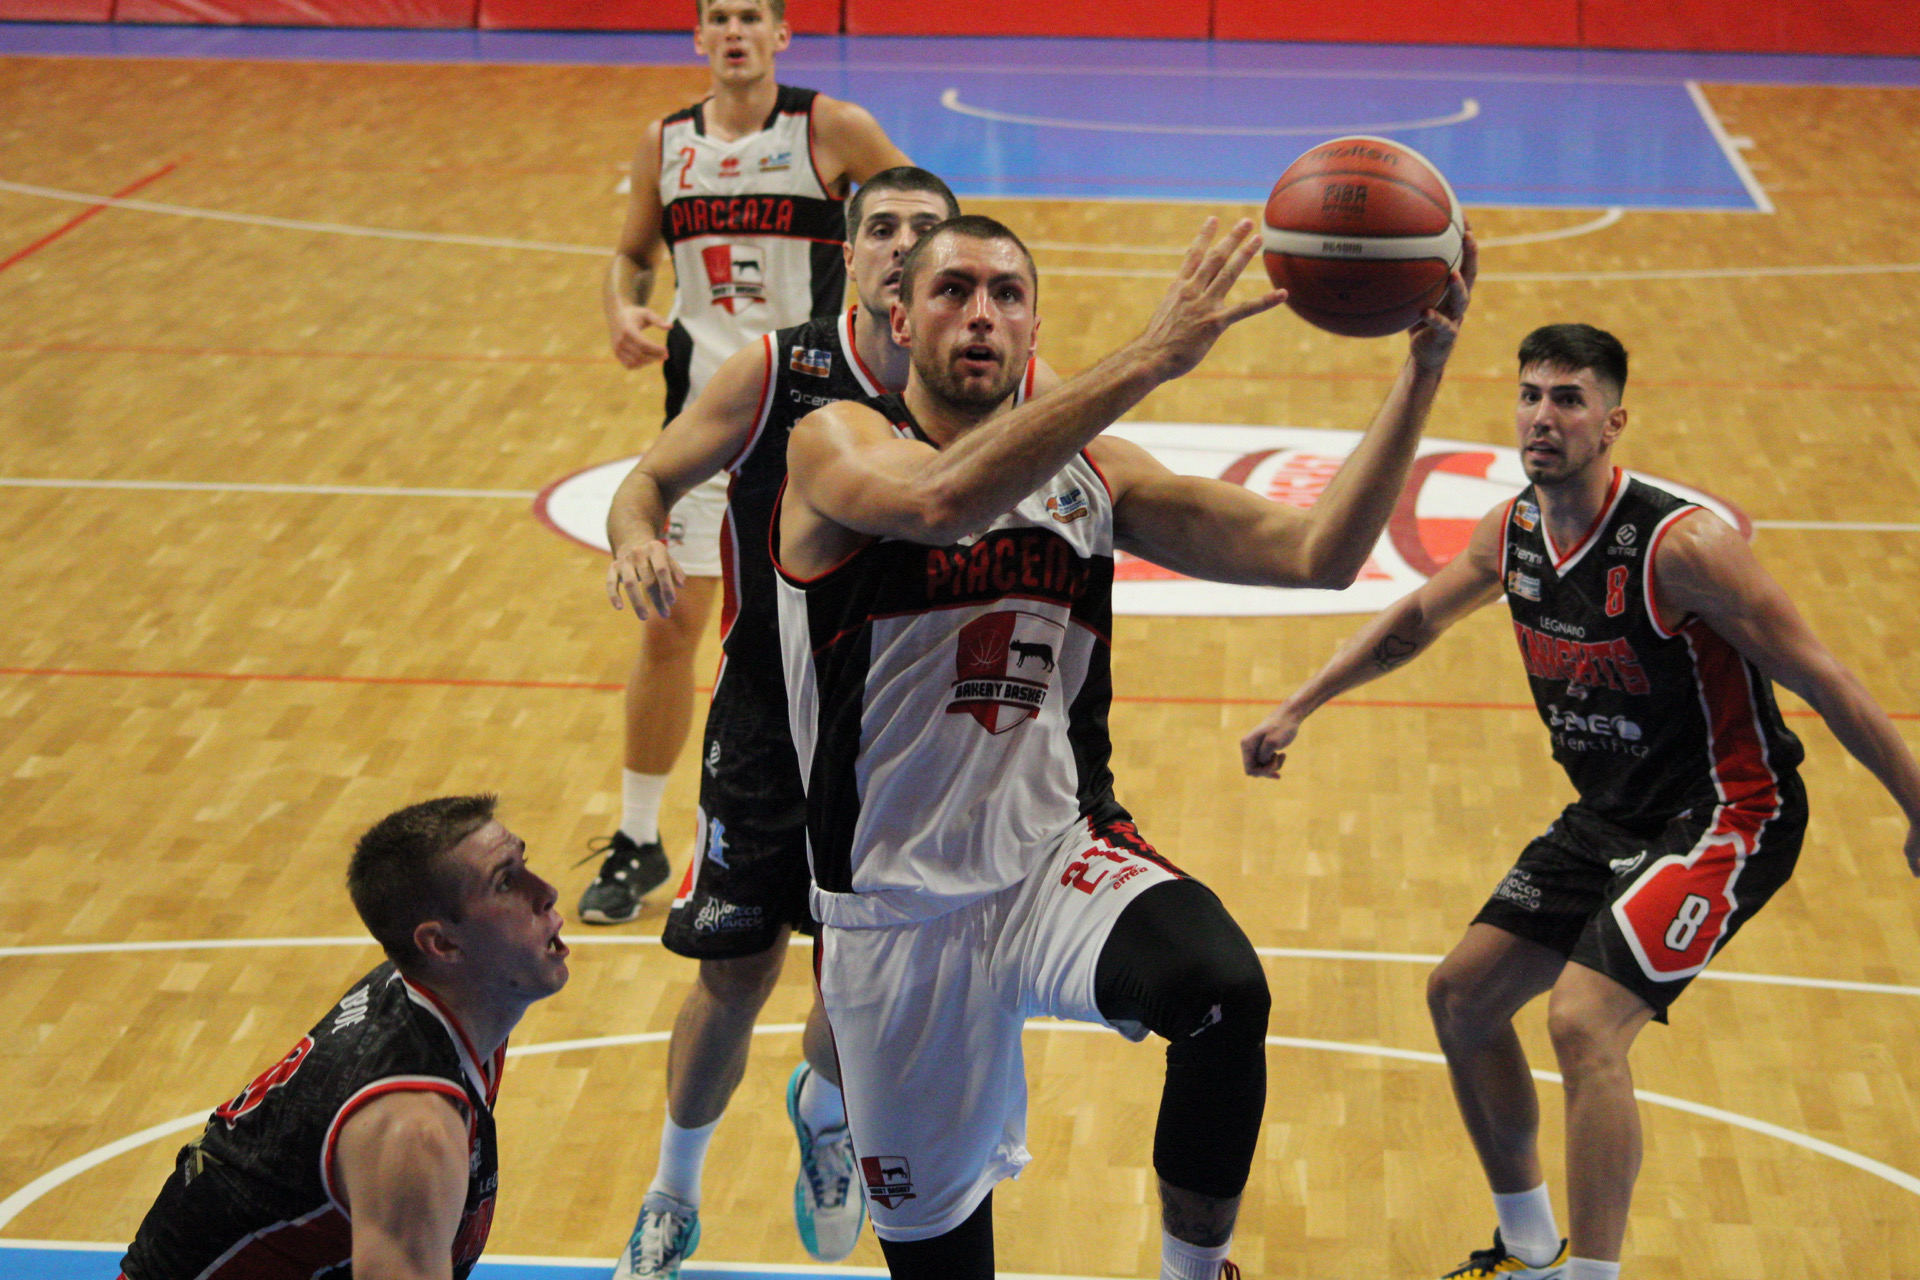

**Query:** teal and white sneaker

left=786, top=1062, right=866, bottom=1261
left=612, top=1190, right=701, bottom=1280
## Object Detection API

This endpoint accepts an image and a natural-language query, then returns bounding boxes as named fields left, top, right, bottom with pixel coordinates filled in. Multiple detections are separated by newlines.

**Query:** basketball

left=1262, top=135, right=1464, bottom=338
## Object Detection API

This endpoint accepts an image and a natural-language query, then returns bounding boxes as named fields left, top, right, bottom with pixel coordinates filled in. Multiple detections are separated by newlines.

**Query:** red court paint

left=0, top=160, right=183, bottom=275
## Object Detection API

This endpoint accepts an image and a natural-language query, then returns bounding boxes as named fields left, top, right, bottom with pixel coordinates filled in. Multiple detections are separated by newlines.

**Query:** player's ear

left=413, top=919, right=460, bottom=965
left=773, top=21, right=791, bottom=51
left=890, top=298, right=911, bottom=346
left=1603, top=405, right=1627, bottom=446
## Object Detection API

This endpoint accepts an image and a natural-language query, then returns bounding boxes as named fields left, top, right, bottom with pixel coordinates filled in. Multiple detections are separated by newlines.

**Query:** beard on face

left=912, top=339, right=1022, bottom=411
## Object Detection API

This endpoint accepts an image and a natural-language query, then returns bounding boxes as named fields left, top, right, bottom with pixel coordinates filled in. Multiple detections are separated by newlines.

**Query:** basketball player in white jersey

left=588, top=0, right=909, bottom=925
left=772, top=217, right=1474, bottom=1279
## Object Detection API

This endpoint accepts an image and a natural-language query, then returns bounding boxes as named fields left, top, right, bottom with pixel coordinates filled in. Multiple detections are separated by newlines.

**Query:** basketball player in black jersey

left=585, top=0, right=909, bottom=930
left=120, top=795, right=569, bottom=1280
left=598, top=167, right=1044, bottom=1280
left=774, top=218, right=1473, bottom=1280
left=1242, top=325, right=1920, bottom=1280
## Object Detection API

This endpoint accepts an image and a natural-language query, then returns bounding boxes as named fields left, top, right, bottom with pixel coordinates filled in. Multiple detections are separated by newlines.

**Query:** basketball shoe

left=577, top=831, right=670, bottom=925
left=613, top=1190, right=700, bottom=1280
left=786, top=1063, right=865, bottom=1261
left=1441, top=1230, right=1570, bottom=1278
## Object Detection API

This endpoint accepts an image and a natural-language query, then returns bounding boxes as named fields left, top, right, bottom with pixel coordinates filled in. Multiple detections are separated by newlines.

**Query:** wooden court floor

left=1, top=55, right=1918, bottom=1279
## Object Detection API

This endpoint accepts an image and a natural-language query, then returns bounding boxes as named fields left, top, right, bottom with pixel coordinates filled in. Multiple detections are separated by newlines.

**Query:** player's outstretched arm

left=1096, top=234, right=1475, bottom=590
left=606, top=338, right=773, bottom=619
left=604, top=122, right=671, bottom=370
left=812, top=96, right=911, bottom=188
left=1241, top=503, right=1506, bottom=778
left=1655, top=511, right=1920, bottom=875
left=787, top=218, right=1283, bottom=558
left=335, top=1090, right=471, bottom=1280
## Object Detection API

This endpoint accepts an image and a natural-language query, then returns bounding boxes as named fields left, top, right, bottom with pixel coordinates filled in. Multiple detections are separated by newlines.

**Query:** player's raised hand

left=610, top=304, right=671, bottom=369
left=607, top=536, right=688, bottom=620
left=1407, top=228, right=1477, bottom=371
left=1240, top=704, right=1305, bottom=779
left=1135, top=218, right=1287, bottom=383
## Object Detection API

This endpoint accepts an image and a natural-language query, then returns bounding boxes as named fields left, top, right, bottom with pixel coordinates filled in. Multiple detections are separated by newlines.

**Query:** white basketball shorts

left=817, top=817, right=1181, bottom=1241
left=665, top=470, right=729, bottom=579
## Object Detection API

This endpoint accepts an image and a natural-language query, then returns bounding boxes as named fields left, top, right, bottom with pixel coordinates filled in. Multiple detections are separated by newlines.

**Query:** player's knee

left=1426, top=961, right=1494, bottom=1040
left=1159, top=934, right=1269, bottom=1045
left=1544, top=1001, right=1627, bottom=1080
left=697, top=946, right=786, bottom=1008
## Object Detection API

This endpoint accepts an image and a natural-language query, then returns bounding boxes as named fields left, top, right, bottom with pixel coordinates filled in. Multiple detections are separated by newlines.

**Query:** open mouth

left=957, top=343, right=998, bottom=369
left=545, top=930, right=569, bottom=960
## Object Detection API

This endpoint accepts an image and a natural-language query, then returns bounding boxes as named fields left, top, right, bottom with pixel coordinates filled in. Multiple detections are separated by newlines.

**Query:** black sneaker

left=576, top=831, right=671, bottom=925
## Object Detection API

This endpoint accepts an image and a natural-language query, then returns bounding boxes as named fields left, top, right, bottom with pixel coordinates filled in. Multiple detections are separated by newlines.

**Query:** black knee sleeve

left=1094, top=878, right=1270, bottom=1199
left=876, top=1192, right=993, bottom=1280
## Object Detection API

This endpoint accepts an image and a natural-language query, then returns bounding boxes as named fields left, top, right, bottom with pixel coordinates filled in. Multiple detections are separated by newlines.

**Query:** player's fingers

left=1176, top=217, right=1220, bottom=282
left=1458, top=229, right=1479, bottom=288
left=1211, top=221, right=1263, bottom=294
left=1223, top=288, right=1287, bottom=327
left=1195, top=219, right=1254, bottom=292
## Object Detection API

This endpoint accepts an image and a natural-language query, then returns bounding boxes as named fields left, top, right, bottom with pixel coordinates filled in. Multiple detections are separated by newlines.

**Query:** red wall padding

left=114, top=0, right=475, bottom=24
left=846, top=0, right=1207, bottom=39
left=0, top=0, right=113, bottom=17
left=1583, top=0, right=1920, bottom=55
left=478, top=0, right=841, bottom=35
left=1214, top=0, right=1579, bottom=47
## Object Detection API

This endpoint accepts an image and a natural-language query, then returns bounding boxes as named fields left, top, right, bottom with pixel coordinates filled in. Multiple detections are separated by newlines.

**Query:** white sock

left=1493, top=1184, right=1561, bottom=1266
left=1566, top=1259, right=1620, bottom=1280
left=648, top=1114, right=718, bottom=1207
left=1160, top=1232, right=1230, bottom=1280
left=797, top=1068, right=847, bottom=1132
left=621, top=769, right=668, bottom=845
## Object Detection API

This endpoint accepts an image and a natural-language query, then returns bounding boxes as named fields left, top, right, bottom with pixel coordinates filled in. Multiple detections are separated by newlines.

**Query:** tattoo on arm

left=1371, top=634, right=1418, bottom=672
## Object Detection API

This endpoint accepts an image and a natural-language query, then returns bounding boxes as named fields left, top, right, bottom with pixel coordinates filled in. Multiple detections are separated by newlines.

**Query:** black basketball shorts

left=1471, top=776, right=1807, bottom=1020
left=660, top=673, right=816, bottom=960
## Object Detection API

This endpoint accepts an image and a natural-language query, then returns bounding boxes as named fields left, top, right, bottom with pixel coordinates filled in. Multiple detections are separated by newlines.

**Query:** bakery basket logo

left=537, top=425, right=1746, bottom=617
left=947, top=610, right=1060, bottom=733
left=860, top=1155, right=916, bottom=1209
left=700, top=243, right=766, bottom=314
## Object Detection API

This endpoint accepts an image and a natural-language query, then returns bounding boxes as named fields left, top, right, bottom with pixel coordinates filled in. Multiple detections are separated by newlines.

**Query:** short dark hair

left=846, top=166, right=960, bottom=240
left=897, top=215, right=1037, bottom=306
left=347, top=795, right=496, bottom=969
left=1517, top=324, right=1629, bottom=403
left=696, top=0, right=784, bottom=21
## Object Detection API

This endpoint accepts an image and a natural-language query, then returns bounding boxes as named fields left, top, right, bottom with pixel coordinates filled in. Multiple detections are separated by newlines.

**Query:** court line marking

left=937, top=87, right=1481, bottom=135
left=4, top=1020, right=1914, bottom=1238
left=3, top=935, right=1915, bottom=999
left=1685, top=80, right=1775, bottom=215
left=12, top=178, right=1918, bottom=280
left=0, top=161, right=181, bottom=274
left=1, top=478, right=1915, bottom=533
left=1025, top=208, right=1624, bottom=254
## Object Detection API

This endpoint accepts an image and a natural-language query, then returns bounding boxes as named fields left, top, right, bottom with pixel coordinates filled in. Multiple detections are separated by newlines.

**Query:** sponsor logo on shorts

left=789, top=345, right=833, bottom=378
left=692, top=897, right=762, bottom=934
left=700, top=813, right=732, bottom=870
left=1609, top=852, right=1647, bottom=876
left=1492, top=868, right=1542, bottom=910
left=861, top=1155, right=916, bottom=1209
left=667, top=516, right=687, bottom=547
left=705, top=740, right=722, bottom=775
left=1507, top=570, right=1541, bottom=601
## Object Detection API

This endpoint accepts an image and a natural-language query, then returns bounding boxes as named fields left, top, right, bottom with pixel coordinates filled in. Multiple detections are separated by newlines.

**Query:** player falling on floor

left=587, top=0, right=908, bottom=924
left=773, top=216, right=1473, bottom=1280
left=1242, top=324, right=1920, bottom=1280
left=119, top=796, right=569, bottom=1280
left=600, top=168, right=1054, bottom=1280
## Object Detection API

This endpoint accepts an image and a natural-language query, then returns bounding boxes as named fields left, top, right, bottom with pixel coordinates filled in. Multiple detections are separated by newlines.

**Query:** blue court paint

left=0, top=1244, right=868, bottom=1280
left=2, top=24, right=1917, bottom=210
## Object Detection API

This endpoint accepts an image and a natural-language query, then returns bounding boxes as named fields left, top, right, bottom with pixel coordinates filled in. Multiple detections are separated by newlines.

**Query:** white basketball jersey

left=657, top=85, right=847, bottom=413
left=775, top=401, right=1127, bottom=929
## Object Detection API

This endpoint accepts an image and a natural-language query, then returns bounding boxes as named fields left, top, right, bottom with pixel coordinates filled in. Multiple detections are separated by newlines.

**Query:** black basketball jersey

left=704, top=313, right=1039, bottom=826
left=1501, top=469, right=1803, bottom=832
left=121, top=962, right=502, bottom=1280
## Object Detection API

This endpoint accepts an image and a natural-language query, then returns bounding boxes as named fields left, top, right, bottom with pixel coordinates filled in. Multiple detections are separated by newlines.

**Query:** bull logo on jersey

left=861, top=1155, right=916, bottom=1209
left=700, top=243, right=766, bottom=314
left=948, top=611, right=1061, bottom=733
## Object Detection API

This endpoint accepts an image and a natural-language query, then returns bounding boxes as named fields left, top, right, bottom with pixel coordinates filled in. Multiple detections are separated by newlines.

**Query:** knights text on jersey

left=121, top=963, right=501, bottom=1280
left=1500, top=469, right=1804, bottom=832
left=774, top=395, right=1127, bottom=929
left=658, top=84, right=848, bottom=413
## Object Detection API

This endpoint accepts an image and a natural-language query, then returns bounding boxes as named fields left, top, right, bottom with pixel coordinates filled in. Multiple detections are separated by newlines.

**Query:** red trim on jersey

left=767, top=478, right=874, bottom=589
left=722, top=334, right=778, bottom=475
left=400, top=977, right=496, bottom=1102
left=190, top=1202, right=349, bottom=1278
left=1019, top=357, right=1037, bottom=404
left=1544, top=467, right=1624, bottom=571
left=841, top=306, right=886, bottom=396
left=1081, top=447, right=1115, bottom=501
left=320, top=1077, right=473, bottom=1217
left=1681, top=621, right=1783, bottom=820
left=1643, top=504, right=1704, bottom=638
left=1497, top=497, right=1517, bottom=580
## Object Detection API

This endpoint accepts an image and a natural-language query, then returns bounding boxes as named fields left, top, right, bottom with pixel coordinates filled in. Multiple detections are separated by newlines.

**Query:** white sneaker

left=786, top=1063, right=866, bottom=1261
left=612, top=1190, right=701, bottom=1280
